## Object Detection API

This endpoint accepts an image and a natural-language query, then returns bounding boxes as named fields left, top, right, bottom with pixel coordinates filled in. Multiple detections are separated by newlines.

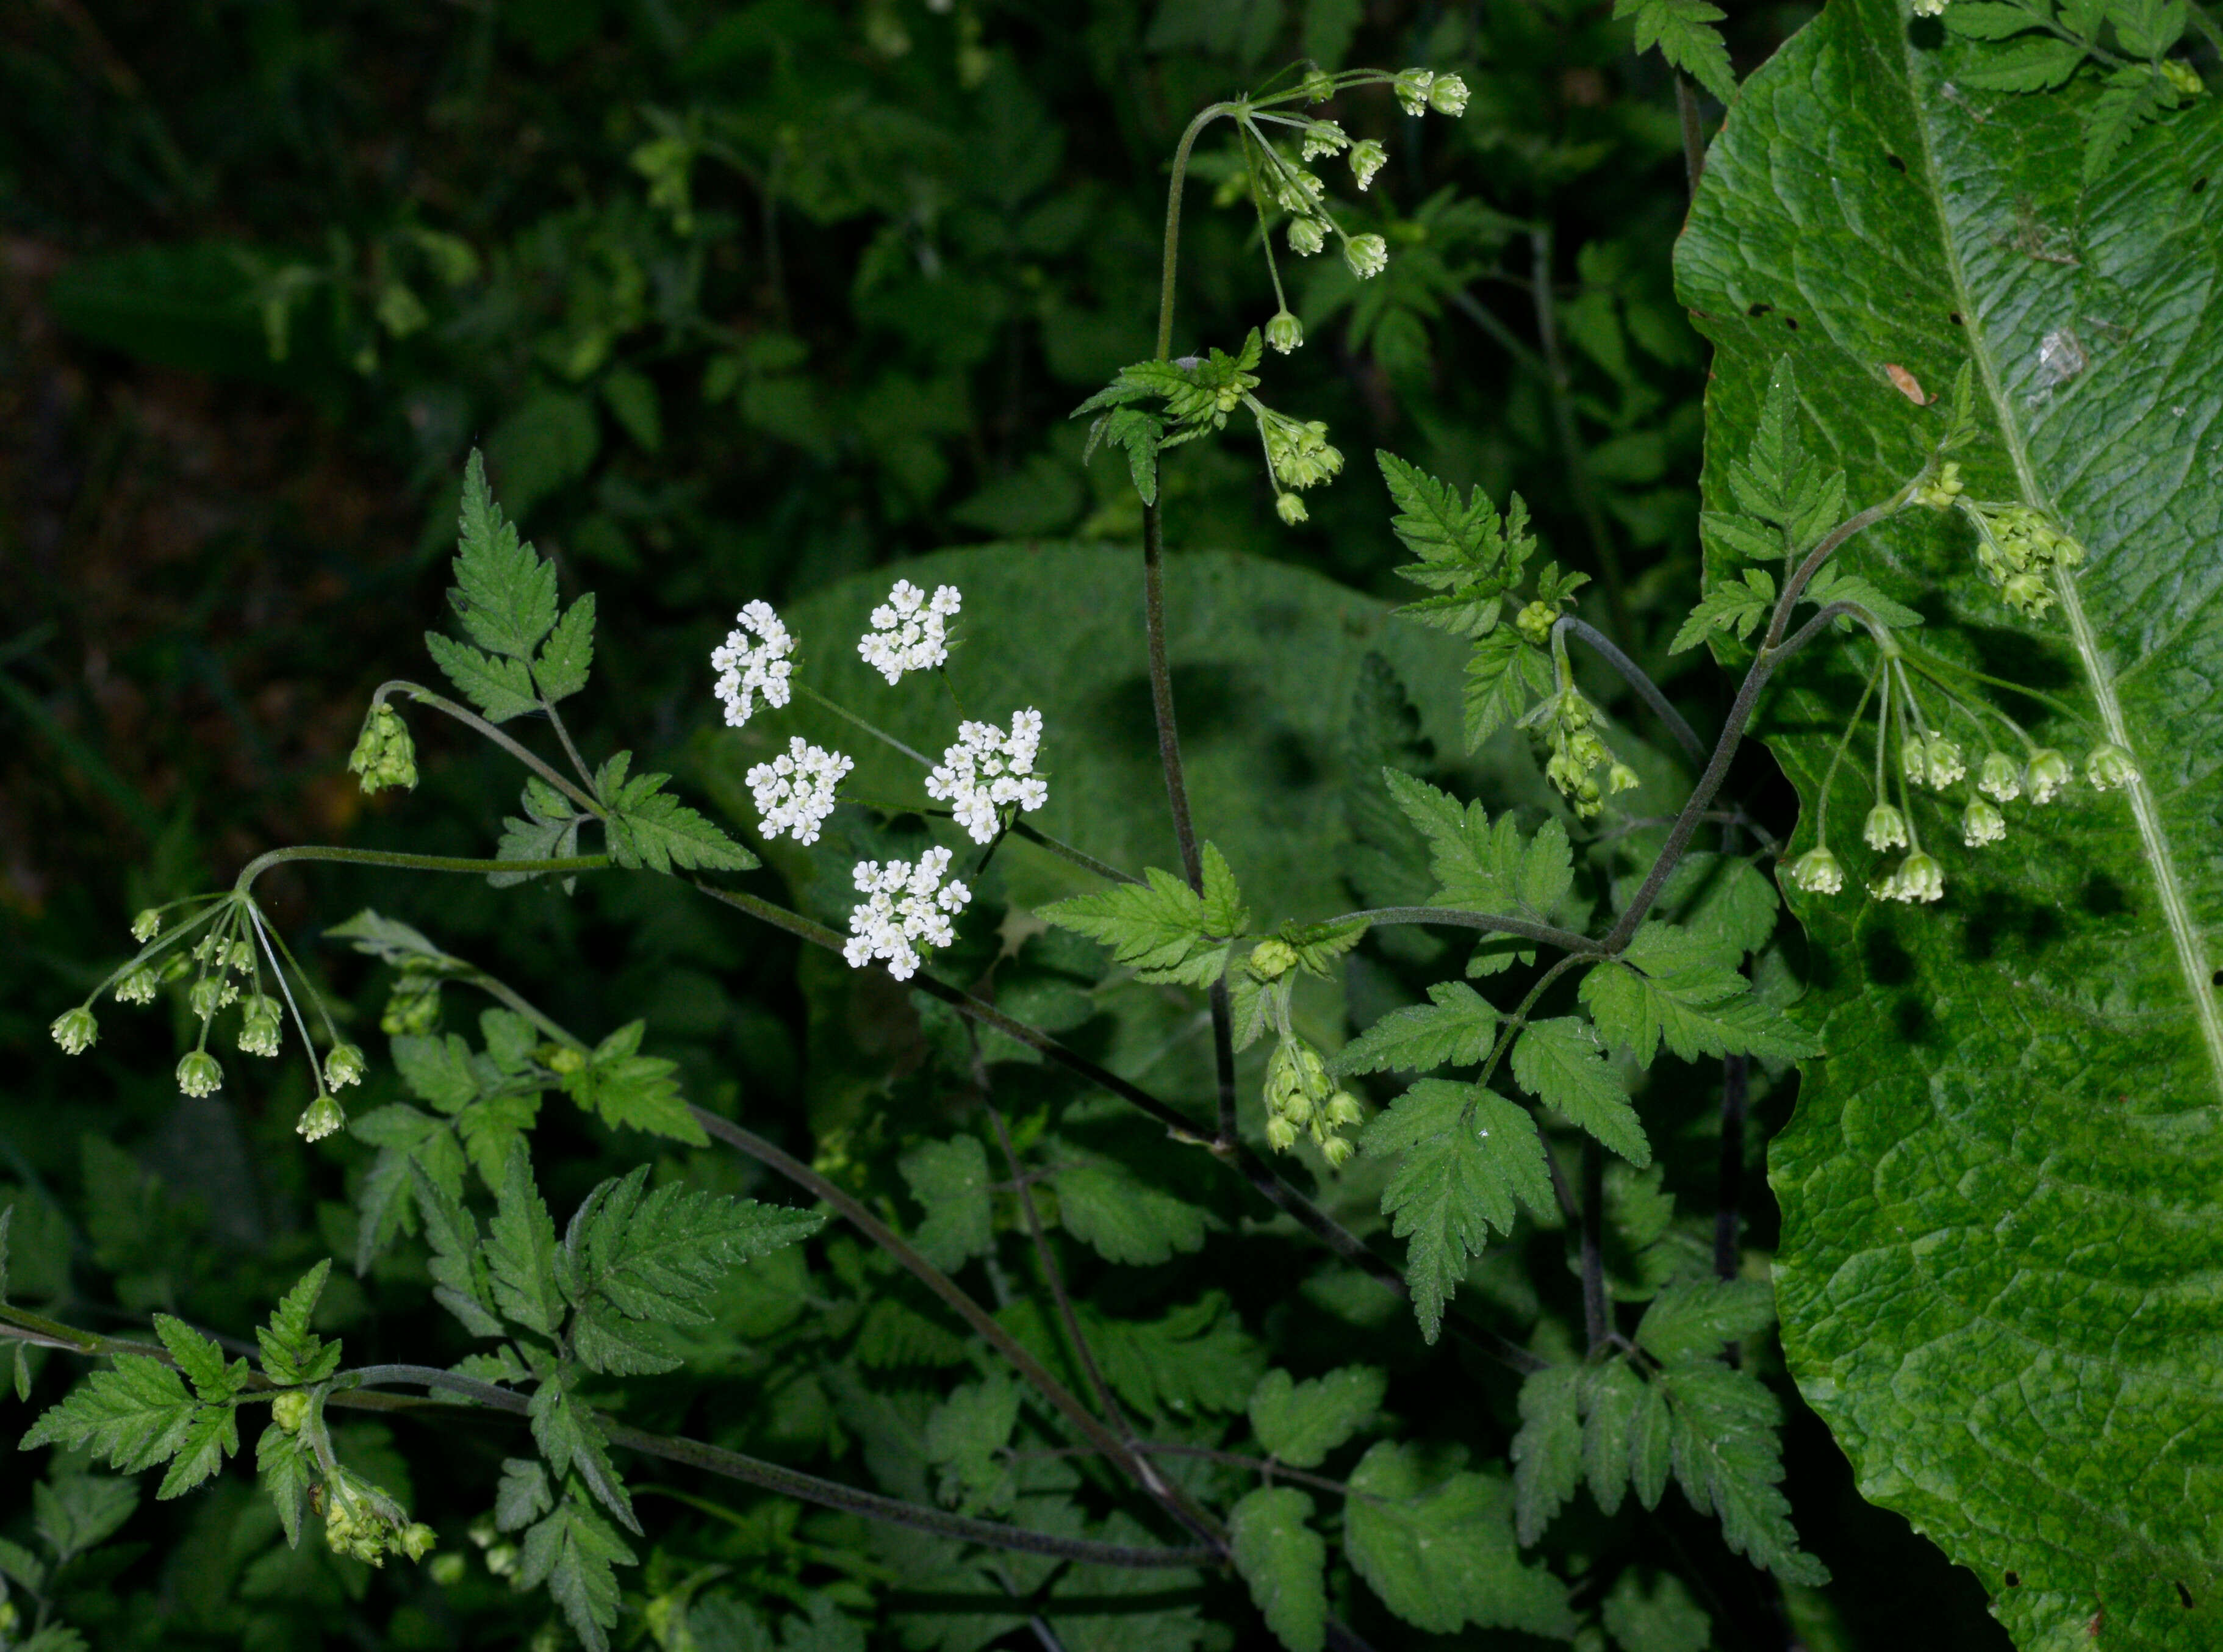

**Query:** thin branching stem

left=234, top=844, right=608, bottom=894
left=1554, top=614, right=1706, bottom=764
left=1531, top=224, right=1631, bottom=644
left=1314, top=906, right=1598, bottom=954
left=373, top=679, right=603, bottom=816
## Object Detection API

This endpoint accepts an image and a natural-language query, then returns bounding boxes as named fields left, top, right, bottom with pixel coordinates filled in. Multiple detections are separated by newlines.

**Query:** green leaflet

left=1341, top=1440, right=1574, bottom=1638
left=1332, top=980, right=1498, bottom=1076
left=1384, top=769, right=1573, bottom=921
left=1509, top=1016, right=1650, bottom=1167
left=1047, top=1158, right=1207, bottom=1266
left=898, top=1135, right=994, bottom=1271
left=1679, top=0, right=2223, bottom=1639
left=517, top=1490, right=636, bottom=1652
left=1039, top=842, right=1248, bottom=987
left=1227, top=1486, right=1326, bottom=1652
left=1246, top=1366, right=1384, bottom=1470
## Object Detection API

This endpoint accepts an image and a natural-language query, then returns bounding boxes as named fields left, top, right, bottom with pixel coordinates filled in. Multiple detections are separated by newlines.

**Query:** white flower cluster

left=924, top=709, right=1048, bottom=842
left=858, top=580, right=961, bottom=685
left=747, top=738, right=853, bottom=845
left=711, top=601, right=795, bottom=727
left=843, top=848, right=970, bottom=980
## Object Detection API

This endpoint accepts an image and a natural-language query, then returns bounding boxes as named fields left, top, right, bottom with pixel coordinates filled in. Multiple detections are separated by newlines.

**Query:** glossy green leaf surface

left=1678, top=1, right=2223, bottom=1641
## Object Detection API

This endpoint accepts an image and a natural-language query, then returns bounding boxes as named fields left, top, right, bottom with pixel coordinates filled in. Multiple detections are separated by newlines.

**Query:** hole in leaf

left=2081, top=872, right=2130, bottom=919
left=1949, top=311, right=1964, bottom=325
left=1784, top=317, right=1800, bottom=331
left=2196, top=176, right=2210, bottom=194
left=2005, top=1571, right=2021, bottom=1587
left=1748, top=302, right=1775, bottom=317
left=1886, top=153, right=1907, bottom=172
left=2177, top=1582, right=2195, bottom=1609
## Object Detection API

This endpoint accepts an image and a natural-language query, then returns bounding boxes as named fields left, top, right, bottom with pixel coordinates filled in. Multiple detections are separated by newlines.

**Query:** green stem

left=1156, top=103, right=1234, bottom=361
left=1898, top=646, right=2092, bottom=733
left=797, top=681, right=934, bottom=767
left=234, top=845, right=609, bottom=893
left=376, top=680, right=603, bottom=816
left=1813, top=658, right=1885, bottom=841
left=541, top=699, right=598, bottom=792
left=1314, top=907, right=1598, bottom=955
left=1531, top=224, right=1631, bottom=644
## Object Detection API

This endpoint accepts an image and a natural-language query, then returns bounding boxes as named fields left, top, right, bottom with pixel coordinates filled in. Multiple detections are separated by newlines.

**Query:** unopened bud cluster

left=1534, top=689, right=1637, bottom=821
left=320, top=1468, right=437, bottom=1568
left=1918, top=465, right=2086, bottom=620
left=1263, top=1036, right=1362, bottom=1167
left=348, top=703, right=419, bottom=794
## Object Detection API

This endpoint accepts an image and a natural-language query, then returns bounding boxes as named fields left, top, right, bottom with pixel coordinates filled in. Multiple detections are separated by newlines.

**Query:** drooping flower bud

left=2026, top=748, right=2073, bottom=803
left=1925, top=738, right=1966, bottom=789
left=1275, top=492, right=1309, bottom=526
left=271, top=1392, right=312, bottom=1434
left=400, top=1523, right=439, bottom=1563
left=1349, top=139, right=1387, bottom=191
left=2002, top=571, right=2055, bottom=619
left=1393, top=68, right=1435, bottom=117
left=1265, top=310, right=1304, bottom=355
left=1288, top=217, right=1326, bottom=256
left=1299, top=121, right=1349, bottom=160
left=1862, top=803, right=1909, bottom=851
left=237, top=994, right=284, bottom=1057
left=131, top=909, right=163, bottom=943
left=1320, top=1134, right=1356, bottom=1169
left=51, top=1007, right=98, bottom=1055
left=1343, top=234, right=1389, bottom=280
left=177, top=1050, right=224, bottom=1097
left=1300, top=68, right=1336, bottom=102
left=2085, top=743, right=2138, bottom=791
left=113, top=969, right=159, bottom=1005
left=325, top=1043, right=368, bottom=1089
left=1900, top=734, right=1931, bottom=788
left=1961, top=799, right=2006, bottom=847
left=1606, top=761, right=1641, bottom=796
left=1515, top=601, right=1557, bottom=647
left=1266, top=1115, right=1299, bottom=1152
left=1977, top=750, right=2022, bottom=802
left=1249, top=938, right=1299, bottom=981
left=189, top=976, right=240, bottom=1019
left=1428, top=72, right=1470, bottom=116
left=1877, top=852, right=1945, bottom=903
left=1786, top=847, right=1844, bottom=895
left=1912, top=461, right=1963, bottom=509
left=296, top=1092, right=347, bottom=1143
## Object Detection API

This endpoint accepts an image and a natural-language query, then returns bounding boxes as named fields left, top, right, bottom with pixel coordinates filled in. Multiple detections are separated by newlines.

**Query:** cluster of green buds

left=1528, top=686, right=1637, bottom=821
left=317, top=1467, right=437, bottom=1567
left=1914, top=464, right=2086, bottom=620
left=47, top=890, right=366, bottom=1140
left=1263, top=1032, right=1363, bottom=1166
left=1784, top=645, right=2141, bottom=906
left=348, top=701, right=420, bottom=794
left=1255, top=403, right=1346, bottom=523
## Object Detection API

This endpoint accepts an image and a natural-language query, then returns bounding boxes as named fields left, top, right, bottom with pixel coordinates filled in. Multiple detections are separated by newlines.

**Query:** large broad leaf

left=1678, top=3, right=2223, bottom=1645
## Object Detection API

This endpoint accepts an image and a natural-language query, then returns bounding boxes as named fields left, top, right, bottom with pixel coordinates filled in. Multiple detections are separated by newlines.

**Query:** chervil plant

left=11, top=9, right=2223, bottom=1652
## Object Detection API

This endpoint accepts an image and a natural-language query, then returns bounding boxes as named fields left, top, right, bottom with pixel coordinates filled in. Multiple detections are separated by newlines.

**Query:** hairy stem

left=1674, top=73, right=1708, bottom=192
left=1313, top=907, right=1598, bottom=955
left=234, top=845, right=608, bottom=894
left=1554, top=614, right=1706, bottom=764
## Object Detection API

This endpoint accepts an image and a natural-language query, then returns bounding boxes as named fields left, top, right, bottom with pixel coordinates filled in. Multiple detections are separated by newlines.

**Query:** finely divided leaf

left=1656, top=1361, right=1827, bottom=1586
left=1510, top=1365, right=1583, bottom=1545
left=1510, top=1018, right=1650, bottom=1166
left=423, top=633, right=540, bottom=724
left=528, top=1375, right=637, bottom=1533
left=1343, top=1440, right=1575, bottom=1637
left=561, top=1020, right=706, bottom=1143
left=1360, top=1080, right=1555, bottom=1343
left=1334, top=981, right=1497, bottom=1076
left=1581, top=1360, right=1645, bottom=1517
left=533, top=594, right=596, bottom=703
left=1227, top=1487, right=1326, bottom=1652
left=153, top=1315, right=248, bottom=1402
left=1040, top=866, right=1235, bottom=986
left=1670, top=566, right=1774, bottom=654
left=922, top=1373, right=1021, bottom=1515
left=257, top=1260, right=342, bottom=1386
left=1581, top=925, right=1818, bottom=1067
left=1462, top=627, right=1556, bottom=747
left=1612, top=0, right=1737, bottom=104
left=560, top=1165, right=822, bottom=1331
left=1049, top=1162, right=1207, bottom=1266
left=1247, top=1366, right=1384, bottom=1469
left=598, top=756, right=757, bottom=875
left=493, top=777, right=583, bottom=890
left=1635, top=1276, right=1776, bottom=1362
left=409, top=1161, right=505, bottom=1337
left=1384, top=770, right=1571, bottom=921
left=486, top=1143, right=566, bottom=1339
left=519, top=1494, right=636, bottom=1652
left=496, top=1457, right=555, bottom=1531
left=451, top=449, right=559, bottom=659
left=20, top=1356, right=200, bottom=1475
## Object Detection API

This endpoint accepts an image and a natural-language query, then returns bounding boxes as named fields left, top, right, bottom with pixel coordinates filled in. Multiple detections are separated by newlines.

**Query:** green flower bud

left=1862, top=803, right=1909, bottom=852
left=1324, top=1091, right=1365, bottom=1129
left=189, top=976, right=239, bottom=1019
left=429, top=1551, right=468, bottom=1588
left=2002, top=570, right=2055, bottom=618
left=484, top=1542, right=519, bottom=1578
left=1300, top=68, right=1336, bottom=102
left=1876, top=852, right=1945, bottom=904
left=226, top=939, right=256, bottom=973
left=177, top=1050, right=224, bottom=1097
left=1978, top=750, right=2022, bottom=802
left=1265, top=1114, right=1299, bottom=1153
left=51, top=1006, right=99, bottom=1055
left=2027, top=747, right=2073, bottom=803
left=325, top=1043, right=367, bottom=1089
left=1248, top=938, right=1299, bottom=981
left=1900, top=733, right=1930, bottom=787
left=546, top=1043, right=586, bottom=1076
left=1925, top=738, right=1966, bottom=789
left=237, top=995, right=284, bottom=1057
left=1343, top=233, right=1388, bottom=280
left=1428, top=72, right=1470, bottom=116
left=1288, top=217, right=1326, bottom=256
left=1299, top=120, right=1349, bottom=160
left=400, top=1523, right=439, bottom=1563
left=382, top=972, right=442, bottom=1035
left=1349, top=138, right=1387, bottom=191
left=1273, top=168, right=1326, bottom=214
left=2162, top=57, right=2204, bottom=96
left=131, top=909, right=163, bottom=943
left=1275, top=492, right=1309, bottom=525
left=271, top=1392, right=312, bottom=1434
left=1786, top=847, right=1844, bottom=895
left=1606, top=761, right=1641, bottom=796
left=1320, top=1134, right=1356, bottom=1169
left=348, top=703, right=420, bottom=795
left=1912, top=461, right=1963, bottom=509
left=1961, top=799, right=2006, bottom=847
left=2085, top=742, right=2138, bottom=791
left=296, top=1093, right=347, bottom=1143
left=1393, top=68, right=1435, bottom=117
left=1265, top=310, right=1304, bottom=355
left=1514, top=601, right=1557, bottom=647
left=113, top=969, right=159, bottom=1005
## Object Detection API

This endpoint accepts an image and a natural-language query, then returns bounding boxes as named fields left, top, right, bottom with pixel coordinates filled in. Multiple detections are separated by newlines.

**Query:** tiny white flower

left=1343, top=234, right=1388, bottom=279
left=2027, top=748, right=2073, bottom=803
left=924, top=709, right=1049, bottom=844
left=1977, top=750, right=2022, bottom=803
left=2085, top=742, right=2138, bottom=791
left=1787, top=847, right=1844, bottom=895
left=844, top=847, right=972, bottom=980
left=1961, top=799, right=2006, bottom=847
left=1862, top=803, right=1909, bottom=852
left=747, top=738, right=854, bottom=846
left=1876, top=852, right=1945, bottom=903
left=1349, top=139, right=1387, bottom=192
left=1428, top=73, right=1470, bottom=117
left=711, top=601, right=797, bottom=727
left=1288, top=217, right=1326, bottom=256
left=857, top=580, right=962, bottom=685
left=1299, top=121, right=1349, bottom=160
left=1394, top=68, right=1435, bottom=117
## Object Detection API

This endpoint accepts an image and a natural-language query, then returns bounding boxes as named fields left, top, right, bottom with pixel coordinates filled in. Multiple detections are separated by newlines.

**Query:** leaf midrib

left=1898, top=29, right=2223, bottom=1098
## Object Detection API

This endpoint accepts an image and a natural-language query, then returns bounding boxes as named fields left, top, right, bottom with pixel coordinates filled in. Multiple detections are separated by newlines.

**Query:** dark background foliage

left=1, top=2, right=2005, bottom=1647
